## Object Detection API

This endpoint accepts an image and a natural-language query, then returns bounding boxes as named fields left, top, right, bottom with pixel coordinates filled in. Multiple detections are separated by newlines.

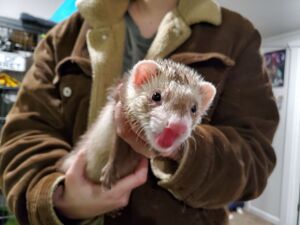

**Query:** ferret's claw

left=99, top=175, right=112, bottom=190
left=100, top=164, right=117, bottom=190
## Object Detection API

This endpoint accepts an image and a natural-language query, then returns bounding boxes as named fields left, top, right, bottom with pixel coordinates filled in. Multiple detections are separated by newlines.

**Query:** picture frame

left=264, top=49, right=286, bottom=87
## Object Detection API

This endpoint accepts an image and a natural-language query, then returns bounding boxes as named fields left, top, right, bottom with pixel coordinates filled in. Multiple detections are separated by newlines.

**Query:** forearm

left=0, top=127, right=71, bottom=225
left=152, top=121, right=277, bottom=208
left=151, top=29, right=279, bottom=208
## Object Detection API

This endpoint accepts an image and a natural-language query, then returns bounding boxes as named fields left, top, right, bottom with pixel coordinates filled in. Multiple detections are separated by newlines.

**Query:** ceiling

left=219, top=0, right=300, bottom=38
left=0, top=0, right=299, bottom=39
left=0, top=0, right=63, bottom=21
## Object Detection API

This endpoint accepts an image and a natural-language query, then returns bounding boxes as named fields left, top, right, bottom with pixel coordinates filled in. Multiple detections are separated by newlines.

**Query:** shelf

left=0, top=15, right=51, bottom=35
left=0, top=51, right=29, bottom=72
left=0, top=87, right=19, bottom=90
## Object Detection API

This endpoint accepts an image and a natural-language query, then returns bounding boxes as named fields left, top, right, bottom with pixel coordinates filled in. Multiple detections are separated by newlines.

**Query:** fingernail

left=117, top=83, right=123, bottom=93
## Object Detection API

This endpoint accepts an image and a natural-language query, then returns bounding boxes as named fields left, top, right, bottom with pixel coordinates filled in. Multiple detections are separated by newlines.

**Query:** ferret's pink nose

left=168, top=122, right=187, bottom=135
left=156, top=122, right=188, bottom=149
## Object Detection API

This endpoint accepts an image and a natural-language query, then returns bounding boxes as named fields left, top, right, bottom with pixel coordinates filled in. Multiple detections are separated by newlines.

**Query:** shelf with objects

left=0, top=13, right=56, bottom=127
left=0, top=14, right=55, bottom=225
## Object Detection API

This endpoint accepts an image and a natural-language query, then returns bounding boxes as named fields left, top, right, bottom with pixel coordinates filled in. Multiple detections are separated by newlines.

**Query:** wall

left=0, top=0, right=63, bottom=20
left=247, top=30, right=300, bottom=225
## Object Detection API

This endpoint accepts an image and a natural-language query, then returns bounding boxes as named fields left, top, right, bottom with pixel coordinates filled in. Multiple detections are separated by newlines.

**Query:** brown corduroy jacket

left=0, top=0, right=279, bottom=225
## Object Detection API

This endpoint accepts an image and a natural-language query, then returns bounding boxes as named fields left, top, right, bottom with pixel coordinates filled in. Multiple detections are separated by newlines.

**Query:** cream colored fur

left=76, top=0, right=221, bottom=125
left=75, top=0, right=222, bottom=187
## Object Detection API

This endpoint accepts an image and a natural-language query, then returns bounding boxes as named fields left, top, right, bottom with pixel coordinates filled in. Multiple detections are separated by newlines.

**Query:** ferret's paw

left=100, top=164, right=118, bottom=190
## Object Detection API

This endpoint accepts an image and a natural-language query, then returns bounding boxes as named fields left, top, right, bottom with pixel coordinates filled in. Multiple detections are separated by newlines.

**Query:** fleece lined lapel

left=77, top=0, right=221, bottom=124
left=85, top=23, right=126, bottom=125
left=77, top=0, right=129, bottom=125
left=178, top=0, right=221, bottom=26
left=146, top=0, right=221, bottom=59
left=145, top=10, right=191, bottom=59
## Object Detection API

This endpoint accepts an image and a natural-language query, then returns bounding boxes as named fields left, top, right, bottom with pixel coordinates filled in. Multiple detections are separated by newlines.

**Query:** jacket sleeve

left=0, top=26, right=79, bottom=225
left=151, top=29, right=279, bottom=208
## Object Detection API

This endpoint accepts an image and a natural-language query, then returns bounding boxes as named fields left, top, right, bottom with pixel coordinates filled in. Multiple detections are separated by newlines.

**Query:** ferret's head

left=124, top=59, right=216, bottom=156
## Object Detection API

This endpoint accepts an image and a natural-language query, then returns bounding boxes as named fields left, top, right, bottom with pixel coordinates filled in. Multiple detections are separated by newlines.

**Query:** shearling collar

left=76, top=0, right=222, bottom=125
left=77, top=0, right=221, bottom=28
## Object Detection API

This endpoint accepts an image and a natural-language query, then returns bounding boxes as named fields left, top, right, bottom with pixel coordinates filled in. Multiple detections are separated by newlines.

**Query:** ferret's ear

left=199, top=81, right=216, bottom=112
left=131, top=60, right=159, bottom=87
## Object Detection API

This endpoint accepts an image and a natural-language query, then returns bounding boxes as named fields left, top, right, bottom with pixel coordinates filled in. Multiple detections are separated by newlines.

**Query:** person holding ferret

left=0, top=0, right=279, bottom=225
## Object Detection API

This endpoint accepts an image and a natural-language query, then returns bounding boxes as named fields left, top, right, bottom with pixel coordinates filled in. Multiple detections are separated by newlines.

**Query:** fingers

left=114, top=101, right=133, bottom=138
left=114, top=102, right=155, bottom=158
left=52, top=184, right=64, bottom=206
left=96, top=158, right=148, bottom=210
left=60, top=153, right=148, bottom=217
left=116, top=83, right=123, bottom=92
left=112, top=157, right=148, bottom=194
left=66, top=150, right=88, bottom=184
left=69, top=150, right=85, bottom=173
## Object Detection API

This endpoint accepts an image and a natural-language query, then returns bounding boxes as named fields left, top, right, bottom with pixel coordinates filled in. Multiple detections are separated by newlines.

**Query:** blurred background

left=0, top=0, right=299, bottom=225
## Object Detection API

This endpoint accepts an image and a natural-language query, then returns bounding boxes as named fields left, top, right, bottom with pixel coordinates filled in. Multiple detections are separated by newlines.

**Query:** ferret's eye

left=152, top=92, right=161, bottom=102
left=191, top=104, right=197, bottom=113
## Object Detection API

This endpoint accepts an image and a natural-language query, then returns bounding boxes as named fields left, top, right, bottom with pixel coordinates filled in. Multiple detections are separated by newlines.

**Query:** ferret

left=58, top=59, right=216, bottom=188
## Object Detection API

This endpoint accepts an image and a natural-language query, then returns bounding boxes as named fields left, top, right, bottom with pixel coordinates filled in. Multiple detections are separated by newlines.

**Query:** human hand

left=115, top=101, right=183, bottom=161
left=114, top=101, right=156, bottom=158
left=53, top=150, right=148, bottom=219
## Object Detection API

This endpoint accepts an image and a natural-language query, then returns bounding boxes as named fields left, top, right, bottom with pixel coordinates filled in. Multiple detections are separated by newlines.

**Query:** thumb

left=67, top=150, right=87, bottom=180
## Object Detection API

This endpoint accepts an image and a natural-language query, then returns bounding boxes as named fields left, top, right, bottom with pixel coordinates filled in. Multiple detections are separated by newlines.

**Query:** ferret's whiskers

left=183, top=140, right=188, bottom=151
left=190, top=136, right=197, bottom=153
left=135, top=128, right=145, bottom=141
left=60, top=59, right=216, bottom=189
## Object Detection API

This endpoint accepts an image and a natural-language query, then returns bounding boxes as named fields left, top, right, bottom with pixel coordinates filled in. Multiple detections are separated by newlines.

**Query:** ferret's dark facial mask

left=125, top=60, right=216, bottom=156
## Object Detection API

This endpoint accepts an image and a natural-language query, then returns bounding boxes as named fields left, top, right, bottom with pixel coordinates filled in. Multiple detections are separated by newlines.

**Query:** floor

left=229, top=211, right=274, bottom=225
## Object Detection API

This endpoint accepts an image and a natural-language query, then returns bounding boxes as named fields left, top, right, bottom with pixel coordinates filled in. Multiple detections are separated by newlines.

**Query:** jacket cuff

left=27, top=172, right=83, bottom=225
left=151, top=126, right=213, bottom=206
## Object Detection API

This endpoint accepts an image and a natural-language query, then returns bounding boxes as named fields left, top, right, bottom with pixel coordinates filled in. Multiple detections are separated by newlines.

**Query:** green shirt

left=123, top=12, right=155, bottom=73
